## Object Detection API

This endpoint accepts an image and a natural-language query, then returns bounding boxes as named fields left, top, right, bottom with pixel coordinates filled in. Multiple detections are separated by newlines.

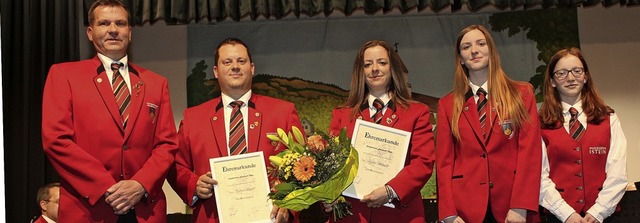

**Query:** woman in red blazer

left=327, top=40, right=435, bottom=222
left=538, top=48, right=627, bottom=223
left=436, top=25, right=542, bottom=223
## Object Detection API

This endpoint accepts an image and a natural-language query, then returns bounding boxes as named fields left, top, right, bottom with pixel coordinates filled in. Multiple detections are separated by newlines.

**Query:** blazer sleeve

left=435, top=98, right=459, bottom=219
left=387, top=105, right=435, bottom=208
left=41, top=64, right=117, bottom=205
left=286, top=102, right=303, bottom=136
left=167, top=116, right=200, bottom=205
left=509, top=84, right=542, bottom=211
left=329, top=108, right=343, bottom=135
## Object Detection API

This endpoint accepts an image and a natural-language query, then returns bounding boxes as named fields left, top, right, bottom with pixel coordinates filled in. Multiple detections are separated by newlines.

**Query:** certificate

left=210, top=152, right=273, bottom=223
left=342, top=119, right=411, bottom=208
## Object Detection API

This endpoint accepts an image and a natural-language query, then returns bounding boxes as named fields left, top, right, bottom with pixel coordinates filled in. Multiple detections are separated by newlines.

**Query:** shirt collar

left=42, top=215, right=56, bottom=223
left=468, top=80, right=488, bottom=95
left=221, top=90, right=252, bottom=108
left=368, top=93, right=390, bottom=108
left=97, top=53, right=128, bottom=70
left=561, top=100, right=583, bottom=114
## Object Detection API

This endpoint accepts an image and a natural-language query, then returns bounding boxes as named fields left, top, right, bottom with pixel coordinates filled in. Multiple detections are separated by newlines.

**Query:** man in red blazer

left=32, top=183, right=60, bottom=223
left=167, top=38, right=303, bottom=223
left=41, top=1, right=178, bottom=222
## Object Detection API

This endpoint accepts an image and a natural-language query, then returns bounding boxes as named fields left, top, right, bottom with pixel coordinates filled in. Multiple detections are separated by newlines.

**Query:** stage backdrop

left=185, top=8, right=579, bottom=198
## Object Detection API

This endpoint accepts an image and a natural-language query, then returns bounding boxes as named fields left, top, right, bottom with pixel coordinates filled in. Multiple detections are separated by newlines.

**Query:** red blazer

left=436, top=83, right=542, bottom=222
left=328, top=101, right=435, bottom=223
left=167, top=94, right=303, bottom=223
left=42, top=57, right=178, bottom=223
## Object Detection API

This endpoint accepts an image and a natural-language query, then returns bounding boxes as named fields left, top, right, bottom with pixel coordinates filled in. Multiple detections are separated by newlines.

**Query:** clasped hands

left=565, top=212, right=601, bottom=223
left=196, top=172, right=291, bottom=223
left=104, top=180, right=146, bottom=215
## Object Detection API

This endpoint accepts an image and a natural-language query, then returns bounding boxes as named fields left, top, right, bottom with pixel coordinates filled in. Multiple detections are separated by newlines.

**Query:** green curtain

left=82, top=0, right=639, bottom=26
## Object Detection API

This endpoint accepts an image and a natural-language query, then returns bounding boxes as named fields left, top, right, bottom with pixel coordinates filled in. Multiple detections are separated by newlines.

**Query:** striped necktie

left=111, top=62, right=130, bottom=129
left=371, top=99, right=385, bottom=124
left=477, top=88, right=489, bottom=139
left=229, top=101, right=247, bottom=156
left=568, top=107, right=585, bottom=141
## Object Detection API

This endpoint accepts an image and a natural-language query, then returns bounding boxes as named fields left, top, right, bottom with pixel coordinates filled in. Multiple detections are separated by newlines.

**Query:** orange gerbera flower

left=293, top=156, right=317, bottom=182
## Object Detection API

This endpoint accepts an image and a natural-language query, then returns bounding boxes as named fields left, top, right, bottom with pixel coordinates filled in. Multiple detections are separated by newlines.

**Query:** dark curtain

left=1, top=0, right=78, bottom=222
left=82, top=0, right=640, bottom=26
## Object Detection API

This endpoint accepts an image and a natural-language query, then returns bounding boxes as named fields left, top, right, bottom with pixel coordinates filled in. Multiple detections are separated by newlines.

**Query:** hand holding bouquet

left=267, top=126, right=358, bottom=221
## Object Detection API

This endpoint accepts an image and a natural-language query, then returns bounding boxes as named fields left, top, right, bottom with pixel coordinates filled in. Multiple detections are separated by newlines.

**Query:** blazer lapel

left=461, top=90, right=486, bottom=144
left=246, top=97, right=262, bottom=154
left=93, top=60, right=125, bottom=134
left=485, top=103, right=499, bottom=142
left=124, top=70, right=144, bottom=139
left=210, top=100, right=229, bottom=157
left=358, top=103, right=372, bottom=123
left=380, top=101, right=398, bottom=127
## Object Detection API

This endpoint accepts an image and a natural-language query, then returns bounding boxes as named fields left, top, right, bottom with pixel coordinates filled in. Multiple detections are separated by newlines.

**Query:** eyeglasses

left=553, top=67, right=585, bottom=80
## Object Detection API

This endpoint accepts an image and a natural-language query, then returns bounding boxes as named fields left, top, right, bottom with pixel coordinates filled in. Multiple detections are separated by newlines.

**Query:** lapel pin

left=212, top=116, right=218, bottom=121
left=357, top=116, right=363, bottom=120
left=386, top=118, right=392, bottom=124
left=254, top=121, right=259, bottom=127
left=250, top=124, right=255, bottom=129
left=134, top=81, right=143, bottom=96
left=391, top=114, right=397, bottom=119
left=464, top=107, right=469, bottom=111
left=255, top=112, right=260, bottom=117
left=96, top=78, right=103, bottom=83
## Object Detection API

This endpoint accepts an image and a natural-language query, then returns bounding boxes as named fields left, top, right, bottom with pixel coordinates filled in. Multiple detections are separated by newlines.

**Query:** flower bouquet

left=267, top=126, right=358, bottom=221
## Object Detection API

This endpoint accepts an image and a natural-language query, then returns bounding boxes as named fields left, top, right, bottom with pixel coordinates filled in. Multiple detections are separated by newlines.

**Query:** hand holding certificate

left=209, top=152, right=273, bottom=223
left=342, top=119, right=411, bottom=208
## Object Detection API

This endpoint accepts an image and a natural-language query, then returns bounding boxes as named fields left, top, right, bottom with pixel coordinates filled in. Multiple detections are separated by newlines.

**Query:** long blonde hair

left=451, top=25, right=530, bottom=140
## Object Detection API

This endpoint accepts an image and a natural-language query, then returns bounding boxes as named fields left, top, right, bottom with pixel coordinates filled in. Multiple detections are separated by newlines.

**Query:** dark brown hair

left=88, top=0, right=129, bottom=25
left=340, top=40, right=412, bottom=119
left=214, top=38, right=253, bottom=65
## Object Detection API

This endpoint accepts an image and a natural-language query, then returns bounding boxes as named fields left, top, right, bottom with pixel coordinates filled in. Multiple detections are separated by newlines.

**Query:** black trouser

left=484, top=203, right=498, bottom=223
left=117, top=210, right=138, bottom=223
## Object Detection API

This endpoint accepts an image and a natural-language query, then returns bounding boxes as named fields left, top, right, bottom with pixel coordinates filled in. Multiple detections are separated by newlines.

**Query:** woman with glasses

left=436, top=25, right=542, bottom=223
left=538, top=48, right=628, bottom=223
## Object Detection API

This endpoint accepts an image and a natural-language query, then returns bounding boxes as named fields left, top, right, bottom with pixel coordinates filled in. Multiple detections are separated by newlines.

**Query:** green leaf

left=292, top=126, right=305, bottom=144
left=277, top=128, right=289, bottom=144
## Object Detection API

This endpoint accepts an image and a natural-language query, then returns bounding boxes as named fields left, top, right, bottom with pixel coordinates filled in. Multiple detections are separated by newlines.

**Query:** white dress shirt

left=221, top=90, right=251, bottom=156
left=97, top=53, right=131, bottom=92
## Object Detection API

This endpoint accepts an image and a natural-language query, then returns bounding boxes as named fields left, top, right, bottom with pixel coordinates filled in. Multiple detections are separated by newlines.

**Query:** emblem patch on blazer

left=589, top=147, right=607, bottom=155
left=501, top=119, right=514, bottom=139
left=147, top=102, right=158, bottom=123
